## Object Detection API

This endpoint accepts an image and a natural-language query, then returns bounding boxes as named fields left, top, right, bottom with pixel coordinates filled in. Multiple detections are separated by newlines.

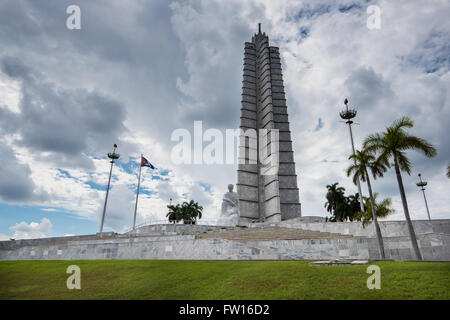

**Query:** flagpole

left=133, top=154, right=143, bottom=230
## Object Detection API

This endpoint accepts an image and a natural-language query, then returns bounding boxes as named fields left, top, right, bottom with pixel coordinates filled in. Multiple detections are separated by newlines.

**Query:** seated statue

left=217, top=184, right=240, bottom=226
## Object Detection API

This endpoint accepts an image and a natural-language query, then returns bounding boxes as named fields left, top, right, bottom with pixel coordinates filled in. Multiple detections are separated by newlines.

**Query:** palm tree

left=364, top=117, right=437, bottom=260
left=324, top=183, right=346, bottom=220
left=180, top=200, right=203, bottom=224
left=333, top=195, right=361, bottom=222
left=189, top=200, right=203, bottom=223
left=166, top=204, right=181, bottom=224
left=355, top=193, right=395, bottom=227
left=335, top=199, right=352, bottom=222
left=167, top=200, right=203, bottom=224
left=347, top=193, right=364, bottom=221
left=347, top=149, right=388, bottom=259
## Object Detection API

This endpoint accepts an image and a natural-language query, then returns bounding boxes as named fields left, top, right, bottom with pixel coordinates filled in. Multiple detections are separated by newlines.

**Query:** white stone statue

left=217, top=184, right=240, bottom=226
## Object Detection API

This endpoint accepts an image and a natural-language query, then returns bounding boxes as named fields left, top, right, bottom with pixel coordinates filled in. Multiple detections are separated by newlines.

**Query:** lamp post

left=339, top=98, right=365, bottom=212
left=99, top=144, right=120, bottom=235
left=416, top=173, right=431, bottom=221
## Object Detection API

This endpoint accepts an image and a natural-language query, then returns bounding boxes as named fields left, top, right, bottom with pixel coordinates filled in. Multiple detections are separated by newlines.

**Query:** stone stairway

left=200, top=226, right=361, bottom=241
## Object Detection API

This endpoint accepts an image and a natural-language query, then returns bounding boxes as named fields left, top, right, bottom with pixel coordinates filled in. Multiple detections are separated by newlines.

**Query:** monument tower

left=237, top=24, right=301, bottom=223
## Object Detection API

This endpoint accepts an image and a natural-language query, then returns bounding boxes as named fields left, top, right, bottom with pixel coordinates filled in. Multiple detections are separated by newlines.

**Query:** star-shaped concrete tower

left=237, top=24, right=302, bottom=223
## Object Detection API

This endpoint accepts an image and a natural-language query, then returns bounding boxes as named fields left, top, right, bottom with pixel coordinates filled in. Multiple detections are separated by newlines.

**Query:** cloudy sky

left=0, top=0, right=448, bottom=239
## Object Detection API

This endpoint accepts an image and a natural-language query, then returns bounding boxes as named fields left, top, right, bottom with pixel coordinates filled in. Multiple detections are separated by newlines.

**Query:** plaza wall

left=278, top=219, right=450, bottom=238
left=0, top=235, right=370, bottom=261
left=1, top=220, right=449, bottom=261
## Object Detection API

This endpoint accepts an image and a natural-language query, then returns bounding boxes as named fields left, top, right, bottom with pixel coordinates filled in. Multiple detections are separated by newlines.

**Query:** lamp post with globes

left=99, top=144, right=120, bottom=235
left=340, top=98, right=365, bottom=212
left=416, top=173, right=431, bottom=221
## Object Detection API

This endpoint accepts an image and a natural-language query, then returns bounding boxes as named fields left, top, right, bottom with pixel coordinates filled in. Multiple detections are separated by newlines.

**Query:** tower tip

left=258, top=23, right=261, bottom=33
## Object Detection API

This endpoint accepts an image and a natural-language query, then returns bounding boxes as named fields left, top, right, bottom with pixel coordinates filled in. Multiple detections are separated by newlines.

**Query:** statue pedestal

left=217, top=188, right=240, bottom=227
left=217, top=213, right=240, bottom=227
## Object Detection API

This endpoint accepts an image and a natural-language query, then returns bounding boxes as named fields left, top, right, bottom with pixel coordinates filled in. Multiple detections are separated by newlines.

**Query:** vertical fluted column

left=254, top=33, right=281, bottom=222
left=237, top=42, right=259, bottom=220
left=268, top=47, right=302, bottom=219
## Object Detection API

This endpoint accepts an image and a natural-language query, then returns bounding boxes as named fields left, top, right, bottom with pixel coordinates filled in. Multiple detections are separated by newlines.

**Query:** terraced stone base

left=1, top=220, right=449, bottom=261
left=0, top=235, right=370, bottom=261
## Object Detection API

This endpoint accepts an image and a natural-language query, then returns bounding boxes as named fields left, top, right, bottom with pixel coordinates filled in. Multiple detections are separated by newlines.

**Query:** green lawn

left=0, top=260, right=448, bottom=299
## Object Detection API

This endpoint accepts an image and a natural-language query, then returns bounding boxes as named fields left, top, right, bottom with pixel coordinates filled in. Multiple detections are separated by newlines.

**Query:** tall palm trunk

left=394, top=161, right=422, bottom=260
left=365, top=169, right=385, bottom=259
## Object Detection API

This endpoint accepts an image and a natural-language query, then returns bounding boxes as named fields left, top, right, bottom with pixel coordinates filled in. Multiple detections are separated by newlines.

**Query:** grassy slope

left=0, top=260, right=449, bottom=300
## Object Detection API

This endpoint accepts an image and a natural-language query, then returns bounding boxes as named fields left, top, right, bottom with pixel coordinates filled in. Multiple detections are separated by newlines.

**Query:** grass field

left=0, top=260, right=449, bottom=299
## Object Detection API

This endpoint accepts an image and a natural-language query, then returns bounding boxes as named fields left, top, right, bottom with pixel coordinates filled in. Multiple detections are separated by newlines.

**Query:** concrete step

left=200, top=226, right=362, bottom=241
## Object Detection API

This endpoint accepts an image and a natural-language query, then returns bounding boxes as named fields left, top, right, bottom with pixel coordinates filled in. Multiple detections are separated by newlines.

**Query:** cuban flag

left=141, top=156, right=155, bottom=169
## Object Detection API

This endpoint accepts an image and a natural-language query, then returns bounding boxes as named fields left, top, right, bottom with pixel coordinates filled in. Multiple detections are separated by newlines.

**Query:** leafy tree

left=347, top=193, right=364, bottom=220
left=364, top=116, right=437, bottom=260
left=354, top=193, right=395, bottom=227
left=335, top=194, right=364, bottom=222
left=325, top=186, right=361, bottom=222
left=334, top=198, right=356, bottom=222
left=447, top=164, right=450, bottom=178
left=324, top=183, right=346, bottom=219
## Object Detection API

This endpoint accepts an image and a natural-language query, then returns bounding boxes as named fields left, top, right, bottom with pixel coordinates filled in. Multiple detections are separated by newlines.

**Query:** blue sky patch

left=85, top=180, right=105, bottom=191
left=200, top=182, right=212, bottom=193
left=0, top=203, right=99, bottom=238
left=314, top=117, right=324, bottom=131
left=338, top=3, right=362, bottom=13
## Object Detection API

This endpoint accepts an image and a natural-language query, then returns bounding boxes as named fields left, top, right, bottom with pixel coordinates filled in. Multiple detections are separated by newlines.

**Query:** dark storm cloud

left=344, top=66, right=394, bottom=110
left=0, top=0, right=189, bottom=144
left=0, top=56, right=129, bottom=169
left=0, top=143, right=48, bottom=202
left=0, top=107, right=19, bottom=134
left=170, top=0, right=259, bottom=129
left=0, top=0, right=261, bottom=149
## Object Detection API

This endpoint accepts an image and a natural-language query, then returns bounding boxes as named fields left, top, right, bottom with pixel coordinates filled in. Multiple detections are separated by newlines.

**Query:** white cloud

left=0, top=71, right=21, bottom=113
left=9, top=218, right=52, bottom=239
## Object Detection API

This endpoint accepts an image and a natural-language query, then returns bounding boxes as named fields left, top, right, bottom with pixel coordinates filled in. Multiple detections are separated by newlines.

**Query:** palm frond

left=370, top=156, right=388, bottom=179
left=401, top=135, right=437, bottom=158
left=363, top=133, right=384, bottom=151
left=392, top=116, right=414, bottom=132
left=396, top=150, right=412, bottom=175
left=346, top=163, right=359, bottom=178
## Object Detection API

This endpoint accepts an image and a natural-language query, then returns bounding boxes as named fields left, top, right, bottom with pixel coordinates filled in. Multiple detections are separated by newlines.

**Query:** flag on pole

left=133, top=154, right=155, bottom=230
left=141, top=156, right=155, bottom=169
